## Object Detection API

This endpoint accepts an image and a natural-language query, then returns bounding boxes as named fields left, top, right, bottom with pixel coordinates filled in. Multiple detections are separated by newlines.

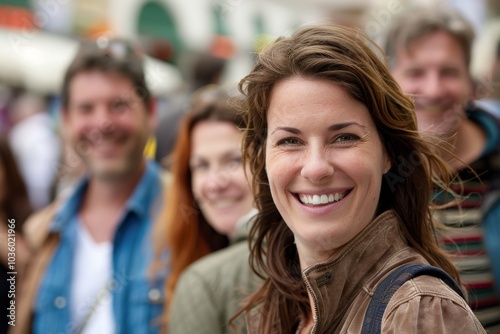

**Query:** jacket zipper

left=302, top=269, right=319, bottom=334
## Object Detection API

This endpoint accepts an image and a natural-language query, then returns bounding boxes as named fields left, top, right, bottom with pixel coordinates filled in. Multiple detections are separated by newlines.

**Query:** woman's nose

left=203, top=169, right=231, bottom=195
left=300, top=148, right=334, bottom=183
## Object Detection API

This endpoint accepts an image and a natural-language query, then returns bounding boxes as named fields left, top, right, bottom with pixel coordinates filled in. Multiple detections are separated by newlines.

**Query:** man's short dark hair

left=383, top=6, right=474, bottom=69
left=61, top=38, right=151, bottom=109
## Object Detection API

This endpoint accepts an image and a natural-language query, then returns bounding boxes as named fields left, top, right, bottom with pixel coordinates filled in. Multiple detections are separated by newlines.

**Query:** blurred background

left=0, top=0, right=499, bottom=210
left=1, top=0, right=500, bottom=97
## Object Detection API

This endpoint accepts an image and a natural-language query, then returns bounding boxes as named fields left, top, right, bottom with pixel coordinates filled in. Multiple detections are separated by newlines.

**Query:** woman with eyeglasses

left=151, top=86, right=260, bottom=334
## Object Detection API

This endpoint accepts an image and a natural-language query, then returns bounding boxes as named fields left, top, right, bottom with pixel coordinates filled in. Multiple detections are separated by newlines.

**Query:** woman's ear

left=384, top=160, right=392, bottom=174
left=383, top=143, right=393, bottom=174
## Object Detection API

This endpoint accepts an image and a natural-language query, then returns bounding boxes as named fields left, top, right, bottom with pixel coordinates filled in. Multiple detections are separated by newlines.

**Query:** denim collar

left=51, top=160, right=162, bottom=232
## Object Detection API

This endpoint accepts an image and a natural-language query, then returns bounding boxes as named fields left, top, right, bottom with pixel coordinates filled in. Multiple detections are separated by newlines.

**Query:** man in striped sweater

left=384, top=5, right=500, bottom=332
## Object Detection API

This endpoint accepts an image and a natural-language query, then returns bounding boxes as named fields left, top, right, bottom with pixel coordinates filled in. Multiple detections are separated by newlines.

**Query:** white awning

left=0, top=28, right=183, bottom=96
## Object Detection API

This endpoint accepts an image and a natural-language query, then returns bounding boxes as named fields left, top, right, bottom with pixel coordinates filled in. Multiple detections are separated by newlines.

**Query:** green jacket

left=168, top=212, right=262, bottom=334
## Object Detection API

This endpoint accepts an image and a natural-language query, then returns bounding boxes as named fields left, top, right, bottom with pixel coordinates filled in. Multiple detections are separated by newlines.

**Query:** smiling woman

left=235, top=24, right=486, bottom=334
left=190, top=119, right=253, bottom=236
left=151, top=85, right=258, bottom=333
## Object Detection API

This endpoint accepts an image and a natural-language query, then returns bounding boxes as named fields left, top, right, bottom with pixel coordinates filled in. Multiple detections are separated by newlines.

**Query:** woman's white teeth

left=299, top=193, right=345, bottom=205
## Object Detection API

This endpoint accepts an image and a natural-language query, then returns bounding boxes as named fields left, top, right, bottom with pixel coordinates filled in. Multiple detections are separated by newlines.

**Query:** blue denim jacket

left=33, top=161, right=167, bottom=334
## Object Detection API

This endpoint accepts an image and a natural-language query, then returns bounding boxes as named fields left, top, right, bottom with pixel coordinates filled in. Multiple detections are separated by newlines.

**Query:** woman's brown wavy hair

left=237, top=24, right=460, bottom=333
left=151, top=85, right=247, bottom=328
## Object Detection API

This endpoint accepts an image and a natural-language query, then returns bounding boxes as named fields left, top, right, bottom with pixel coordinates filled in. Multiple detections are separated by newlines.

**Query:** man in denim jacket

left=14, top=39, right=166, bottom=334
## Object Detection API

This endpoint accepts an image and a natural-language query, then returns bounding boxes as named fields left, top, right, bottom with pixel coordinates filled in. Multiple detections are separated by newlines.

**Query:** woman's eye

left=190, top=161, right=209, bottom=171
left=334, top=134, right=359, bottom=144
left=226, top=157, right=242, bottom=170
left=277, top=138, right=301, bottom=146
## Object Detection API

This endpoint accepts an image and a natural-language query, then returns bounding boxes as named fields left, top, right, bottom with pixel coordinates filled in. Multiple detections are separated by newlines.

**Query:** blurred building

left=0, top=0, right=498, bottom=86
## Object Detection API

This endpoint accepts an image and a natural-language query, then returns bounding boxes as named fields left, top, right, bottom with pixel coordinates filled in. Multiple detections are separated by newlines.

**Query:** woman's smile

left=296, top=190, right=350, bottom=206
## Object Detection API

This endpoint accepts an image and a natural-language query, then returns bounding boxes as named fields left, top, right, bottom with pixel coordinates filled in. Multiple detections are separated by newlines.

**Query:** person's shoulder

left=174, top=240, right=261, bottom=317
left=186, top=241, right=251, bottom=276
left=178, top=241, right=259, bottom=291
left=392, top=275, right=467, bottom=304
left=23, top=200, right=61, bottom=250
left=383, top=275, right=485, bottom=333
left=466, top=102, right=500, bottom=154
left=467, top=102, right=500, bottom=127
left=472, top=100, right=500, bottom=120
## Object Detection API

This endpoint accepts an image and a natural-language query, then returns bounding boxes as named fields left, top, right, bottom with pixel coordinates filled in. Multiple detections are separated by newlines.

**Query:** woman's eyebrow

left=271, top=122, right=365, bottom=135
left=271, top=127, right=301, bottom=135
left=327, top=122, right=364, bottom=131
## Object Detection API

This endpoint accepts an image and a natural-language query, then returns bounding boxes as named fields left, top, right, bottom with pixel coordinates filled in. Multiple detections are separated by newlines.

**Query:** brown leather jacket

left=248, top=210, right=486, bottom=334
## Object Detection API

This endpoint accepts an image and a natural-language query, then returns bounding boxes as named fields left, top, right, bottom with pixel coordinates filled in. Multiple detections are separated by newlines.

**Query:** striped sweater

left=435, top=104, right=500, bottom=332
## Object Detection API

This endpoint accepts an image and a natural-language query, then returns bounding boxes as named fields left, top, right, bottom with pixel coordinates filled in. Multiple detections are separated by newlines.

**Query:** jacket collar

left=301, top=210, right=412, bottom=333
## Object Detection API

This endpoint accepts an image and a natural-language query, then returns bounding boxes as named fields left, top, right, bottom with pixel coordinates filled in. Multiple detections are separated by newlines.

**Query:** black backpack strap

left=361, top=264, right=464, bottom=334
